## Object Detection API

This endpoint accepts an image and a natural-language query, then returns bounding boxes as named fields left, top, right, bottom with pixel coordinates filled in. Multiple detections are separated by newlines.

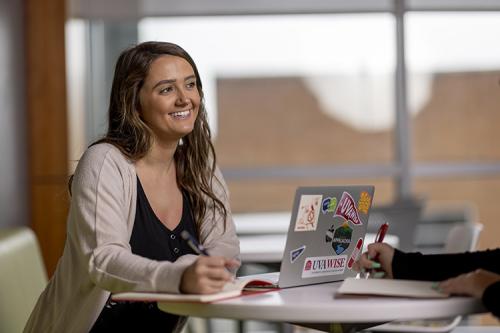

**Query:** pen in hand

left=366, top=222, right=389, bottom=279
left=181, top=230, right=235, bottom=278
left=181, top=230, right=209, bottom=256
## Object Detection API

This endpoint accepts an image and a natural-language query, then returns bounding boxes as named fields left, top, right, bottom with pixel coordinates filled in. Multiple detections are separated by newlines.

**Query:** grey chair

left=444, top=223, right=483, bottom=253
left=414, top=203, right=479, bottom=254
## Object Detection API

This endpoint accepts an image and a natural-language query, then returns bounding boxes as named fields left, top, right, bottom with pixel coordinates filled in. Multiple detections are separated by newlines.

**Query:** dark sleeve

left=482, top=281, right=500, bottom=319
left=392, top=248, right=500, bottom=281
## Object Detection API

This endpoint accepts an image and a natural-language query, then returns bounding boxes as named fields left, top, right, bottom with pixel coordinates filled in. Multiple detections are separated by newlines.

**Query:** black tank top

left=131, top=177, right=199, bottom=261
left=90, top=177, right=199, bottom=332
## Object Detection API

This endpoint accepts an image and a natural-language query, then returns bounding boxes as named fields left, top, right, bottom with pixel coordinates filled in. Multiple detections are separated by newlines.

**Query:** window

left=407, top=12, right=500, bottom=163
left=139, top=15, right=397, bottom=210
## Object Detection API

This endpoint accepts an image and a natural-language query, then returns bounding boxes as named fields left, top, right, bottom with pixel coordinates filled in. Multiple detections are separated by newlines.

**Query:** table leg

left=237, top=320, right=244, bottom=333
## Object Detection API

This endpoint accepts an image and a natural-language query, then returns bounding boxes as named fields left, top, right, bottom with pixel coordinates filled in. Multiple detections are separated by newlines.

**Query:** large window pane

left=139, top=15, right=396, bottom=211
left=407, top=13, right=500, bottom=163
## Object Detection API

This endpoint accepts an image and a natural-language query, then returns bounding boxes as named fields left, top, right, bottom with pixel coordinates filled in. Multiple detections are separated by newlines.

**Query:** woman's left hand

left=439, top=269, right=500, bottom=298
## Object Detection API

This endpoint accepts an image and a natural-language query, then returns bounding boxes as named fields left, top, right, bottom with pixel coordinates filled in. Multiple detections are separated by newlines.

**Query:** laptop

left=246, top=185, right=375, bottom=288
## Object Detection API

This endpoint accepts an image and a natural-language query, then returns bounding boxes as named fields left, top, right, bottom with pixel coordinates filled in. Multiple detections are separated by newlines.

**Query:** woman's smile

left=168, top=109, right=192, bottom=120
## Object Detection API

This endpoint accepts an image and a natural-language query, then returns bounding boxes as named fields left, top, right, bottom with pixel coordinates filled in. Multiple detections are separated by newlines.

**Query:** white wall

left=0, top=0, right=28, bottom=227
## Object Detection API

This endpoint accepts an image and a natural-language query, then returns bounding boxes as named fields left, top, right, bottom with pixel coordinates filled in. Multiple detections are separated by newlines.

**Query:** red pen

left=369, top=222, right=389, bottom=278
left=375, top=222, right=389, bottom=244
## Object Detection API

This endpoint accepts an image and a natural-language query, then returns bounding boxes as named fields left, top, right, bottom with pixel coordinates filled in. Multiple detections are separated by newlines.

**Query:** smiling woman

left=23, top=42, right=240, bottom=333
left=139, top=55, right=200, bottom=142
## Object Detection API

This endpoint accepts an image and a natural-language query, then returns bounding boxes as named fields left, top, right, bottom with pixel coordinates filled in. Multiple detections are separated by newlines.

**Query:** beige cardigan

left=24, top=143, right=240, bottom=333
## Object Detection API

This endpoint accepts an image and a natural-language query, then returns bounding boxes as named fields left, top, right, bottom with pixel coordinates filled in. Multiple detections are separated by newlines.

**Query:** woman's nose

left=176, top=90, right=189, bottom=105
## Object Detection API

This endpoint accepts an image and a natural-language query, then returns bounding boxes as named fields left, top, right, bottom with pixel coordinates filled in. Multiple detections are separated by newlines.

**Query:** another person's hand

left=353, top=242, right=395, bottom=279
left=439, top=269, right=500, bottom=298
left=180, top=256, right=239, bottom=294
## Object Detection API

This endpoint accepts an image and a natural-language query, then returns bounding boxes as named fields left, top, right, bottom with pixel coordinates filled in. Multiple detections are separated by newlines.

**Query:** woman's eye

left=186, top=81, right=196, bottom=89
left=160, top=86, right=173, bottom=94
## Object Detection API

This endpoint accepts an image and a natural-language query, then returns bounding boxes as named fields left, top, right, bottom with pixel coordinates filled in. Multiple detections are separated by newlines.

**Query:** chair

left=444, top=223, right=483, bottom=253
left=0, top=227, right=47, bottom=333
left=414, top=203, right=479, bottom=254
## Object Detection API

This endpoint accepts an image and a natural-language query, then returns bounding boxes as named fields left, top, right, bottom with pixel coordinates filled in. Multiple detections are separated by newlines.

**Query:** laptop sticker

left=321, top=197, right=337, bottom=214
left=347, top=238, right=364, bottom=269
left=334, top=192, right=362, bottom=225
left=331, top=221, right=352, bottom=255
left=294, top=195, right=322, bottom=232
left=325, top=225, right=335, bottom=242
left=302, top=255, right=347, bottom=278
left=357, top=191, right=372, bottom=215
left=290, top=245, right=306, bottom=264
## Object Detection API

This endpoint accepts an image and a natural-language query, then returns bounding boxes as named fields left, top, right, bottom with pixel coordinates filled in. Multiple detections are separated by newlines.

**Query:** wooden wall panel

left=25, top=0, right=69, bottom=276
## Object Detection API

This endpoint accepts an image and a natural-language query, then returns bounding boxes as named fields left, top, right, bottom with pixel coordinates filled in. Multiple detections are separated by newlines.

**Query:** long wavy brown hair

left=79, top=41, right=227, bottom=233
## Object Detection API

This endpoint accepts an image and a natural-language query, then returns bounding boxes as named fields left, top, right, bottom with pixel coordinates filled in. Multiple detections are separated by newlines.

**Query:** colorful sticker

left=347, top=238, right=364, bottom=269
left=290, top=245, right=306, bottom=264
left=321, top=197, right=337, bottom=214
left=334, top=192, right=362, bottom=225
left=294, top=194, right=322, bottom=232
left=325, top=225, right=335, bottom=242
left=302, top=255, right=347, bottom=278
left=357, top=191, right=372, bottom=215
left=331, top=221, right=353, bottom=255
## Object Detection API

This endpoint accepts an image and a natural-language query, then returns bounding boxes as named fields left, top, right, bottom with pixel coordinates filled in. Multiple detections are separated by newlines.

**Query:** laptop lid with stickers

left=278, top=185, right=375, bottom=288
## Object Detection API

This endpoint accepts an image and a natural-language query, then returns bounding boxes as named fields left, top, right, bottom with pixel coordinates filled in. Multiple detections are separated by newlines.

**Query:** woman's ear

left=135, top=84, right=146, bottom=111
left=135, top=93, right=143, bottom=116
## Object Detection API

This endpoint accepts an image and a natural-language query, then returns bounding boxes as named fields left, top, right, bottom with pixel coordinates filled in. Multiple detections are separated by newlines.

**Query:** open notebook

left=111, top=276, right=279, bottom=303
left=337, top=277, right=449, bottom=298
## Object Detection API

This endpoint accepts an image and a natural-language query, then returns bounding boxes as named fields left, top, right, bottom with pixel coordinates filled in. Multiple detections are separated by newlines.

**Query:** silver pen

left=180, top=230, right=209, bottom=256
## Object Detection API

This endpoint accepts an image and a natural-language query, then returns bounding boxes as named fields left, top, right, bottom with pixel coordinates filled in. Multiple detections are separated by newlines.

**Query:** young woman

left=24, top=42, right=240, bottom=333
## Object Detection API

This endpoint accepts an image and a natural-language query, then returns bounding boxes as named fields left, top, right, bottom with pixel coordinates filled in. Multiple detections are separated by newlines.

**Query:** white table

left=239, top=233, right=399, bottom=263
left=158, top=281, right=486, bottom=332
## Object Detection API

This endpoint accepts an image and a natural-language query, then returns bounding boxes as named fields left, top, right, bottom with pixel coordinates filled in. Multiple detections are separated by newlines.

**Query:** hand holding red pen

left=352, top=223, right=395, bottom=278
left=367, top=223, right=390, bottom=278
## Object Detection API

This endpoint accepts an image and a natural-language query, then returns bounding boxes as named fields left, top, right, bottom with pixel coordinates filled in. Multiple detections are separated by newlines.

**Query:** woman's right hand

left=180, top=256, right=239, bottom=294
left=353, top=242, right=395, bottom=279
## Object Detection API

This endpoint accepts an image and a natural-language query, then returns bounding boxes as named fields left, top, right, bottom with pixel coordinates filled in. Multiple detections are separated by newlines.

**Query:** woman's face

left=139, top=55, right=200, bottom=142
